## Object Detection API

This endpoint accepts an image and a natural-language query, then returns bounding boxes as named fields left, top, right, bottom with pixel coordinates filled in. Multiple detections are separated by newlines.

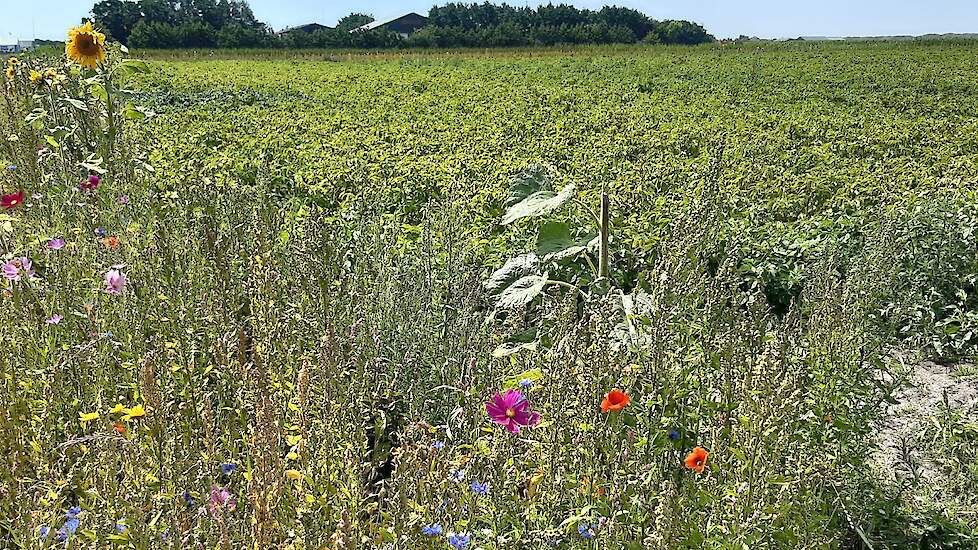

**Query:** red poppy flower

left=600, top=389, right=630, bottom=413
left=1, top=191, right=25, bottom=210
left=684, top=447, right=709, bottom=474
left=101, top=236, right=120, bottom=249
left=112, top=422, right=126, bottom=434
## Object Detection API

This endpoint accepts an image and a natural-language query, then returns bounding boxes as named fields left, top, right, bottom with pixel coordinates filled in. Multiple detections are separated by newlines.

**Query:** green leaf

left=44, top=135, right=59, bottom=148
left=89, top=83, right=108, bottom=103
left=59, top=97, right=89, bottom=112
left=536, top=220, right=599, bottom=261
left=116, top=59, right=150, bottom=75
left=123, top=103, right=153, bottom=120
left=492, top=328, right=539, bottom=358
left=484, top=253, right=539, bottom=295
left=506, top=164, right=551, bottom=207
left=502, top=184, right=576, bottom=225
left=497, top=274, right=548, bottom=308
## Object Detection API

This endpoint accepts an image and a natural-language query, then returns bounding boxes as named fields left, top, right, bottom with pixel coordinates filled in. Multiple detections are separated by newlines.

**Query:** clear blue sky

left=3, top=0, right=977, bottom=41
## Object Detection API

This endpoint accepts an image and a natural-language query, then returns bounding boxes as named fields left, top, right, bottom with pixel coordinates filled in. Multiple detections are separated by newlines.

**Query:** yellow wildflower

left=122, top=404, right=145, bottom=421
left=4, top=67, right=13, bottom=80
left=79, top=411, right=100, bottom=423
left=109, top=403, right=125, bottom=414
left=65, top=22, right=107, bottom=69
left=29, top=70, right=42, bottom=84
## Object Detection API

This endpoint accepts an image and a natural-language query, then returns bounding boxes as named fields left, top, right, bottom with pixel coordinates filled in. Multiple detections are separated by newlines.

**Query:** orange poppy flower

left=112, top=422, right=126, bottom=434
left=600, top=389, right=630, bottom=413
left=684, top=447, right=709, bottom=474
left=101, top=236, right=120, bottom=249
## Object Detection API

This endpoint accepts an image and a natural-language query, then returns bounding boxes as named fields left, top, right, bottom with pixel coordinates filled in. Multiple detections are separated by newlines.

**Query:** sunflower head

left=29, top=70, right=43, bottom=84
left=4, top=66, right=14, bottom=80
left=65, top=22, right=107, bottom=69
left=6, top=57, right=17, bottom=66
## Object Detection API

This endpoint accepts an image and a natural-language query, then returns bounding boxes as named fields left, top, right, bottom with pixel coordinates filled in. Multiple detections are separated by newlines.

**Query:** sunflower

left=4, top=67, right=13, bottom=80
left=29, top=70, right=43, bottom=84
left=65, top=22, right=107, bottom=69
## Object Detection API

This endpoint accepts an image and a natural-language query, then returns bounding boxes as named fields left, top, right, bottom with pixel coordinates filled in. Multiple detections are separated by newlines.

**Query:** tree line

left=88, top=0, right=714, bottom=49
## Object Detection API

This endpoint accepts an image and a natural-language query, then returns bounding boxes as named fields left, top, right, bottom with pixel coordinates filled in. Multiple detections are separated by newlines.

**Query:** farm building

left=353, top=13, right=429, bottom=38
left=278, top=23, right=333, bottom=36
left=0, top=37, right=34, bottom=53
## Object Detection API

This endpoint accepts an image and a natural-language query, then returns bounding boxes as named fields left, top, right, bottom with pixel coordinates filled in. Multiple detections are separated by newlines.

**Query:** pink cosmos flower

left=47, top=238, right=66, bottom=250
left=79, top=175, right=100, bottom=192
left=2, top=257, right=34, bottom=281
left=208, top=486, right=236, bottom=517
left=485, top=389, right=540, bottom=434
left=105, top=268, right=126, bottom=295
left=46, top=314, right=63, bottom=324
left=1, top=191, right=25, bottom=210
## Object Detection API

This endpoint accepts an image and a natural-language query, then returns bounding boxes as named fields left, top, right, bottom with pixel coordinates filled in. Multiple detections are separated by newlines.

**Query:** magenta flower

left=79, top=175, right=100, bottom=192
left=485, top=390, right=540, bottom=434
left=104, top=268, right=126, bottom=295
left=208, top=486, right=236, bottom=517
left=47, top=238, right=66, bottom=250
left=2, top=257, right=34, bottom=281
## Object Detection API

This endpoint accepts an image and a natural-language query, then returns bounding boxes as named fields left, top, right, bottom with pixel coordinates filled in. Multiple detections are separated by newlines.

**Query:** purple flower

left=63, top=517, right=79, bottom=535
left=46, top=314, right=63, bottom=325
left=5, top=165, right=15, bottom=171
left=432, top=441, right=445, bottom=450
left=117, top=194, right=129, bottom=205
left=578, top=523, right=596, bottom=539
left=94, top=227, right=107, bottom=237
left=47, top=238, right=66, bottom=250
left=115, top=518, right=127, bottom=533
left=2, top=257, right=34, bottom=281
left=448, top=533, right=471, bottom=549
left=421, top=523, right=442, bottom=536
left=519, top=378, right=534, bottom=388
left=66, top=506, right=80, bottom=518
left=182, top=490, right=195, bottom=508
left=470, top=481, right=488, bottom=495
left=220, top=462, right=237, bottom=475
left=38, top=526, right=49, bottom=539
left=105, top=268, right=126, bottom=295
left=667, top=429, right=680, bottom=441
left=208, top=486, right=236, bottom=517
left=485, top=389, right=540, bottom=434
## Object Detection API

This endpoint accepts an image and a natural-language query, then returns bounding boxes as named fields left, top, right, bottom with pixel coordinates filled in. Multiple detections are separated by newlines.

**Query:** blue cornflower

left=470, top=481, right=488, bottom=495
left=55, top=529, right=68, bottom=543
left=161, top=529, right=170, bottom=541
left=432, top=441, right=445, bottom=450
left=38, top=526, right=49, bottom=539
left=578, top=523, right=595, bottom=539
left=220, top=463, right=237, bottom=476
left=667, top=429, right=680, bottom=441
left=66, top=506, right=81, bottom=518
left=421, top=523, right=443, bottom=536
left=94, top=227, right=107, bottom=237
left=64, top=517, right=79, bottom=535
left=449, top=469, right=465, bottom=482
left=448, top=533, right=470, bottom=549
left=115, top=518, right=127, bottom=533
left=182, top=490, right=195, bottom=507
left=519, top=378, right=533, bottom=388
left=5, top=165, right=15, bottom=171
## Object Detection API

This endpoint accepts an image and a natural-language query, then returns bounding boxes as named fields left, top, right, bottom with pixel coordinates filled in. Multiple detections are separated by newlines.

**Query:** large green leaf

left=492, top=327, right=539, bottom=358
left=506, top=164, right=551, bottom=207
left=484, top=253, right=539, bottom=295
left=502, top=184, right=576, bottom=225
left=536, top=220, right=599, bottom=261
left=497, top=274, right=548, bottom=308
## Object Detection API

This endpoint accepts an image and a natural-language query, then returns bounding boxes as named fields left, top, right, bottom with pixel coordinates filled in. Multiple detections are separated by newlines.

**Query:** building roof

left=0, top=36, right=17, bottom=47
left=354, top=13, right=427, bottom=32
left=278, top=23, right=333, bottom=34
